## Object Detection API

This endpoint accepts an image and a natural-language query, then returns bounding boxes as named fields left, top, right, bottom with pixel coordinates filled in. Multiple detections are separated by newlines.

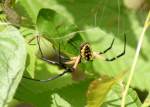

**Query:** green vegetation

left=0, top=0, right=150, bottom=107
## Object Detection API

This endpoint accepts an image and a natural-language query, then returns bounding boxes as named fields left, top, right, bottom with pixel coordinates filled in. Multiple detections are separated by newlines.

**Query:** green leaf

left=87, top=76, right=116, bottom=107
left=102, top=86, right=141, bottom=107
left=36, top=8, right=83, bottom=56
left=87, top=74, right=141, bottom=107
left=15, top=0, right=49, bottom=24
left=86, top=71, right=126, bottom=107
left=15, top=0, right=74, bottom=25
left=51, top=80, right=91, bottom=107
left=0, top=26, right=26, bottom=107
left=24, top=44, right=36, bottom=78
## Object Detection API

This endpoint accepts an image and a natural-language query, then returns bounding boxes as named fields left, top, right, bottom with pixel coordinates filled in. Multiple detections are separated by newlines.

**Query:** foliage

left=0, top=0, right=150, bottom=107
left=0, top=26, right=26, bottom=107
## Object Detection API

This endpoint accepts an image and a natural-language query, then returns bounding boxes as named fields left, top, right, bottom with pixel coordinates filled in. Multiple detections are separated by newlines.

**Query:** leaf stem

left=121, top=11, right=150, bottom=107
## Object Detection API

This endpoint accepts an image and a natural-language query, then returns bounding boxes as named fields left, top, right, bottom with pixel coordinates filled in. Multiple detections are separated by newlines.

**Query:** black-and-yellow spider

left=23, top=34, right=126, bottom=82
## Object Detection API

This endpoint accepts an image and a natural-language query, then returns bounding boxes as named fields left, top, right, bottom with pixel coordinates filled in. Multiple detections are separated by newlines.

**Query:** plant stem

left=121, top=11, right=150, bottom=107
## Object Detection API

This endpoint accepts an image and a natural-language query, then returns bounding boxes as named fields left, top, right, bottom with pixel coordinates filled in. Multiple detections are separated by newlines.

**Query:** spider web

left=39, top=0, right=129, bottom=48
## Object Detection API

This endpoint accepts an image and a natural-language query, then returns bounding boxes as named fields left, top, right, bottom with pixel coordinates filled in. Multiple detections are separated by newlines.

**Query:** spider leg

left=105, top=34, right=126, bottom=61
left=58, top=42, right=62, bottom=64
left=36, top=36, right=61, bottom=66
left=28, top=36, right=65, bottom=65
left=57, top=42, right=71, bottom=61
left=57, top=42, right=69, bottom=68
left=27, top=35, right=40, bottom=45
left=23, top=68, right=71, bottom=82
left=23, top=36, right=72, bottom=82
left=99, top=38, right=115, bottom=54
left=36, top=36, right=44, bottom=57
left=72, top=56, right=81, bottom=70
left=28, top=36, right=37, bottom=44
left=23, top=56, right=80, bottom=82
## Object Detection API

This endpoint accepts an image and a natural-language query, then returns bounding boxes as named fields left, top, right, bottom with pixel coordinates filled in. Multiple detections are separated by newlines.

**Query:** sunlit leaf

left=36, top=8, right=83, bottom=56
left=102, top=86, right=141, bottom=107
left=87, top=76, right=116, bottom=107
left=0, top=26, right=26, bottom=107
left=86, top=71, right=126, bottom=107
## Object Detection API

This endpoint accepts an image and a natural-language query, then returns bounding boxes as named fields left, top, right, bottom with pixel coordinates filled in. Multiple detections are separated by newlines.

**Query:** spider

left=23, top=34, right=126, bottom=82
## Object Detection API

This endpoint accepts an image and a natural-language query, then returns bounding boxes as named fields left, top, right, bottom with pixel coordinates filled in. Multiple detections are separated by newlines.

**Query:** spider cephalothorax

left=80, top=42, right=93, bottom=61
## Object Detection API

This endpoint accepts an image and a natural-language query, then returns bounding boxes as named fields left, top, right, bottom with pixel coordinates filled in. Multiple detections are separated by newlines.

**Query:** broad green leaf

left=87, top=76, right=116, bottom=107
left=15, top=79, right=91, bottom=107
left=51, top=93, right=71, bottom=107
left=0, top=26, right=26, bottom=107
left=24, top=44, right=36, bottom=78
left=86, top=71, right=126, bottom=107
left=101, top=86, right=141, bottom=107
left=51, top=79, right=92, bottom=107
left=15, top=0, right=73, bottom=25
left=15, top=0, right=49, bottom=24
left=36, top=8, right=83, bottom=56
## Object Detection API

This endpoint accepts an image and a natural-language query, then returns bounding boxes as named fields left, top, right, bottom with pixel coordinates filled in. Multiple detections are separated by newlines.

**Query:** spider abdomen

left=80, top=42, right=92, bottom=61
